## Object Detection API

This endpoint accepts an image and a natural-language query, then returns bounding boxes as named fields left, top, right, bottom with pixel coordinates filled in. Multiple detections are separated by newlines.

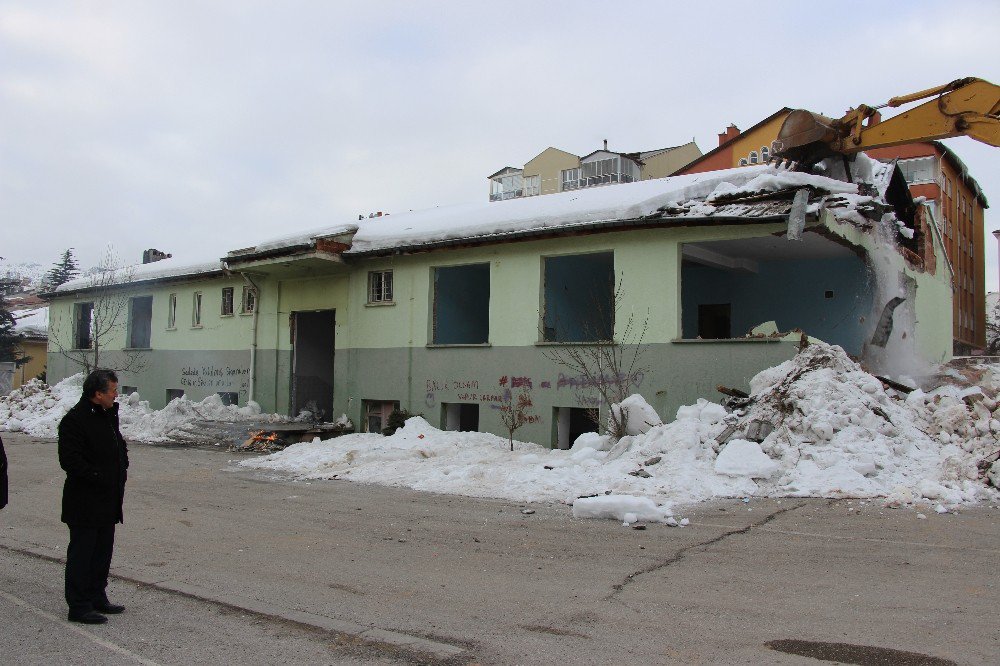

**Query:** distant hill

left=0, top=259, right=46, bottom=292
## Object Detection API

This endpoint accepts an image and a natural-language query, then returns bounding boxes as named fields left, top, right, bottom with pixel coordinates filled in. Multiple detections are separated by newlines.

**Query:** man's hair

left=82, top=369, right=118, bottom=399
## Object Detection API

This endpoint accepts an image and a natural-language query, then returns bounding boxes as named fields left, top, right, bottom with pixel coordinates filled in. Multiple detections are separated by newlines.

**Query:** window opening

left=167, top=293, right=177, bottom=328
left=554, top=406, right=598, bottom=449
left=697, top=303, right=731, bottom=339
left=166, top=388, right=185, bottom=403
left=749, top=151, right=759, bottom=164
left=524, top=175, right=540, bottom=197
left=432, top=263, right=490, bottom=344
left=561, top=168, right=581, bottom=191
left=368, top=270, right=393, bottom=303
left=221, top=287, right=234, bottom=316
left=192, top=292, right=202, bottom=327
left=74, top=302, right=94, bottom=349
left=217, top=391, right=238, bottom=406
left=364, top=400, right=400, bottom=433
left=128, top=296, right=153, bottom=348
left=241, top=285, right=256, bottom=313
left=442, top=403, right=479, bottom=432
left=120, top=385, right=138, bottom=396
left=542, top=252, right=614, bottom=342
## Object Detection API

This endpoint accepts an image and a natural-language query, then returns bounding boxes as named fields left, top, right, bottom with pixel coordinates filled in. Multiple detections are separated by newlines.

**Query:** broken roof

left=344, top=163, right=869, bottom=256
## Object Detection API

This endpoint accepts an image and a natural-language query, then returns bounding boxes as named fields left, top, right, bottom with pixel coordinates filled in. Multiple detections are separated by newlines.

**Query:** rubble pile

left=701, top=343, right=1000, bottom=503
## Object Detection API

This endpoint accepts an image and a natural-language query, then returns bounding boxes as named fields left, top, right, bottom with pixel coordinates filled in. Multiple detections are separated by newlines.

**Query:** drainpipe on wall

left=223, top=262, right=262, bottom=404
left=240, top=272, right=262, bottom=404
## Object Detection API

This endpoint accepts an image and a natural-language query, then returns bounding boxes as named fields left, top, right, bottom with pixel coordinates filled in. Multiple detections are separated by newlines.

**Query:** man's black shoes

left=68, top=610, right=108, bottom=624
left=94, top=602, right=125, bottom=614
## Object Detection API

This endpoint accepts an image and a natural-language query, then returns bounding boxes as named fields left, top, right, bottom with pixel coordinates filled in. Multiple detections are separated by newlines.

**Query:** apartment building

left=487, top=141, right=701, bottom=202
left=865, top=143, right=989, bottom=354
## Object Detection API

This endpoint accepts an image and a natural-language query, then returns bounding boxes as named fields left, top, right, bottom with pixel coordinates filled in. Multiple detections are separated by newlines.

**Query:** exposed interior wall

left=681, top=255, right=872, bottom=354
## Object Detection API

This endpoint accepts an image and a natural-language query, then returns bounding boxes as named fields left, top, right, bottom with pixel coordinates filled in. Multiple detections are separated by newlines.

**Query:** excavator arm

left=772, top=77, right=1000, bottom=167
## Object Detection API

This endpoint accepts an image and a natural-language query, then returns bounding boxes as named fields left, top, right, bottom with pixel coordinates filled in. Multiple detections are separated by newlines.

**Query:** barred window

left=241, top=285, right=256, bottom=313
left=221, top=287, right=234, bottom=316
left=368, top=270, right=393, bottom=303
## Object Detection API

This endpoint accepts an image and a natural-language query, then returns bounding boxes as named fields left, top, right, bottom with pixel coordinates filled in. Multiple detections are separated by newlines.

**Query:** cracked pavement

left=2, top=433, right=998, bottom=665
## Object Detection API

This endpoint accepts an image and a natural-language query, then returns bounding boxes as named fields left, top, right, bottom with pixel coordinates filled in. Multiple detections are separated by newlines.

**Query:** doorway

left=291, top=310, right=336, bottom=421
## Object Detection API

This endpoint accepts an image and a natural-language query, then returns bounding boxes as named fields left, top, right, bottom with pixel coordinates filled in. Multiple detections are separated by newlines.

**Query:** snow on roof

left=55, top=255, right=225, bottom=294
left=230, top=223, right=359, bottom=258
left=13, top=306, right=48, bottom=338
left=344, top=164, right=861, bottom=255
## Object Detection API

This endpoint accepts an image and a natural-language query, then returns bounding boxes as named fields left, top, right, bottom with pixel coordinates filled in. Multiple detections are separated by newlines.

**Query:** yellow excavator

left=771, top=77, right=999, bottom=168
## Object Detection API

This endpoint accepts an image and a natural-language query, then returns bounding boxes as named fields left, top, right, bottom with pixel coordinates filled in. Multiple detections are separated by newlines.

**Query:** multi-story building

left=679, top=111, right=990, bottom=354
left=487, top=141, right=701, bottom=201
left=865, top=142, right=989, bottom=354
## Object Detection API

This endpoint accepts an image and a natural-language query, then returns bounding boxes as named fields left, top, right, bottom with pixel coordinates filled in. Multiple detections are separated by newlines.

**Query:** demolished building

left=45, top=156, right=953, bottom=447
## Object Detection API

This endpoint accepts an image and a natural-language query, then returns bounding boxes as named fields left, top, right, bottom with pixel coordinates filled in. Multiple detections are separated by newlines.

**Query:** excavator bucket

left=771, top=110, right=843, bottom=167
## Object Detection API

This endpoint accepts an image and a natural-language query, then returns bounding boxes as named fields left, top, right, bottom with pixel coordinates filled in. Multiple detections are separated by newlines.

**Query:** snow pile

left=0, top=375, right=85, bottom=436
left=0, top=374, right=289, bottom=441
left=987, top=292, right=999, bottom=354
left=609, top=393, right=662, bottom=435
left=243, top=343, right=999, bottom=521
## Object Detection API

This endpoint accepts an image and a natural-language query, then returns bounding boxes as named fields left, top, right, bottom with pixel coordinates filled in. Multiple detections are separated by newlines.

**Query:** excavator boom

left=772, top=77, right=1000, bottom=167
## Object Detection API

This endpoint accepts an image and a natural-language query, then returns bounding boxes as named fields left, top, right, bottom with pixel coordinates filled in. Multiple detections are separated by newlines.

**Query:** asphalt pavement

left=1, top=432, right=997, bottom=665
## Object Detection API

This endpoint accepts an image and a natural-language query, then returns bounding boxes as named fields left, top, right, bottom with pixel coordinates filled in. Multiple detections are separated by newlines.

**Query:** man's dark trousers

left=65, top=524, right=116, bottom=614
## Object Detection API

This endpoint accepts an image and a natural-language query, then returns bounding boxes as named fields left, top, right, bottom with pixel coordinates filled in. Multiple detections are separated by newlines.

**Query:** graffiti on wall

left=423, top=370, right=645, bottom=416
left=180, top=365, right=251, bottom=394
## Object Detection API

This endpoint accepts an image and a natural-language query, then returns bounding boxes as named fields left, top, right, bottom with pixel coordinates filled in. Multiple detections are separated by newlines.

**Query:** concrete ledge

left=0, top=541, right=466, bottom=662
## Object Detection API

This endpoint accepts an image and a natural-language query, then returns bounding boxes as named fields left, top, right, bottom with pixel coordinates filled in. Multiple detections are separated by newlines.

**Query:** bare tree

left=49, top=247, right=146, bottom=375
left=497, top=386, right=536, bottom=451
left=542, top=282, right=648, bottom=441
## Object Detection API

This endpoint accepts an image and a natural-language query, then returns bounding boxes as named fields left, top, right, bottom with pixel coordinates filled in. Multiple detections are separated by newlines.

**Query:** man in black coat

left=58, top=369, right=129, bottom=624
left=0, top=434, right=7, bottom=510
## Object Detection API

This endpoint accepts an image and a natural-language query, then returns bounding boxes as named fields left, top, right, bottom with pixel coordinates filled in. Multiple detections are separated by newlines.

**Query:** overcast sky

left=2, top=1, right=999, bottom=289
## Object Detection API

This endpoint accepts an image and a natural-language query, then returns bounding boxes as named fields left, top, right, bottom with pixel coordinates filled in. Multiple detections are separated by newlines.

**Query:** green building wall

left=46, top=210, right=953, bottom=447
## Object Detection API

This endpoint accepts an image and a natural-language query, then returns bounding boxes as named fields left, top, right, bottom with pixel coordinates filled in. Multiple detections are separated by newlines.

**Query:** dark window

left=167, top=293, right=177, bottom=328
left=364, top=400, right=400, bottom=433
left=166, top=388, right=185, bottom=403
left=192, top=292, right=202, bottom=326
left=217, top=391, right=238, bottom=406
left=129, top=296, right=153, bottom=348
left=698, top=303, right=731, bottom=339
left=221, top=287, right=234, bottom=316
left=443, top=403, right=479, bottom=432
left=74, top=302, right=93, bottom=349
left=542, top=252, right=614, bottom=342
left=121, top=385, right=138, bottom=396
left=432, top=264, right=490, bottom=344
left=554, top=406, right=598, bottom=449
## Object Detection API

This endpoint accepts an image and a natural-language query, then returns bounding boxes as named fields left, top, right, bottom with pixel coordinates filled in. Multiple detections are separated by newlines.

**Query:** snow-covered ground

left=0, top=374, right=288, bottom=441
left=242, top=344, right=1000, bottom=519
left=4, top=344, right=998, bottom=522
